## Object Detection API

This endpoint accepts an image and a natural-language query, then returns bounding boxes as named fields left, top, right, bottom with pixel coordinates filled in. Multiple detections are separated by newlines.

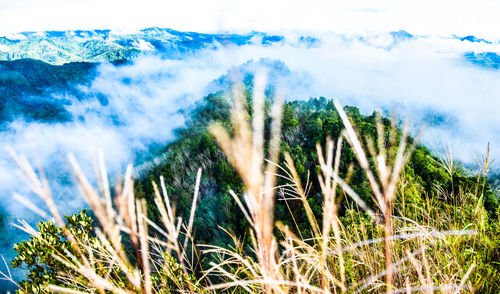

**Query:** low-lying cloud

left=0, top=31, right=499, bottom=284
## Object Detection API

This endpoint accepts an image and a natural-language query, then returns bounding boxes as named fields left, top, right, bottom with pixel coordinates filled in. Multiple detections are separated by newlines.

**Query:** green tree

left=12, top=210, right=95, bottom=293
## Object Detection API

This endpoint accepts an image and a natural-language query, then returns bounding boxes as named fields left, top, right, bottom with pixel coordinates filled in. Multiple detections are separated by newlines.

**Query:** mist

left=197, top=32, right=499, bottom=161
left=0, top=31, right=499, bottom=285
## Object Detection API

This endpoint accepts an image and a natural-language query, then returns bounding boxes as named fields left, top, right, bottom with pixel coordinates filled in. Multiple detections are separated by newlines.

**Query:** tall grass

left=3, top=76, right=497, bottom=293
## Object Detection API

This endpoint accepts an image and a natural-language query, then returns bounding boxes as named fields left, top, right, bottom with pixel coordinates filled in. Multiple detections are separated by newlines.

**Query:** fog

left=0, top=31, right=499, bottom=285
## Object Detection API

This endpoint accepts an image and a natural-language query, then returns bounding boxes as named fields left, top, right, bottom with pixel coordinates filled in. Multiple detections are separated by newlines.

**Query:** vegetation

left=0, top=59, right=97, bottom=123
left=4, top=80, right=500, bottom=293
left=135, top=86, right=498, bottom=249
left=9, top=210, right=201, bottom=293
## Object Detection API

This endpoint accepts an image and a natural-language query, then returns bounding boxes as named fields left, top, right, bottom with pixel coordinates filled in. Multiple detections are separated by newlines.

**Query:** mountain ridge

left=2, top=28, right=499, bottom=68
left=0, top=28, right=286, bottom=65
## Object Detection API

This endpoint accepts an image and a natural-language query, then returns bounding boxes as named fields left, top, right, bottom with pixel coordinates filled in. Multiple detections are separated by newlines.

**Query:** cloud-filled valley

left=0, top=30, right=499, bottom=283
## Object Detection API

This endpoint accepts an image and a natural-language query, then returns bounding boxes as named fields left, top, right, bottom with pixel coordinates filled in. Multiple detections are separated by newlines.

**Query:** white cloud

left=4, top=33, right=26, bottom=40
left=0, top=44, right=10, bottom=52
left=0, top=31, right=499, bottom=283
left=133, top=40, right=155, bottom=51
left=1, top=34, right=498, bottom=217
left=0, top=0, right=499, bottom=38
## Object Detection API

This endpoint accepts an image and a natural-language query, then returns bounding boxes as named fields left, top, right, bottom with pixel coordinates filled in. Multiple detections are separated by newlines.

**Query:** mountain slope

left=0, top=28, right=285, bottom=65
left=135, top=87, right=499, bottom=248
left=0, top=59, right=98, bottom=123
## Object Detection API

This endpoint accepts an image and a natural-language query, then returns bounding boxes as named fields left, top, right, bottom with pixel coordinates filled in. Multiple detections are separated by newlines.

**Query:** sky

left=0, top=0, right=499, bottom=38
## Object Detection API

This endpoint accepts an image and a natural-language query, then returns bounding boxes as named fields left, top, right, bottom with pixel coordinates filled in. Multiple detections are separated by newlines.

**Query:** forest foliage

left=7, top=85, right=500, bottom=293
left=134, top=91, right=498, bottom=247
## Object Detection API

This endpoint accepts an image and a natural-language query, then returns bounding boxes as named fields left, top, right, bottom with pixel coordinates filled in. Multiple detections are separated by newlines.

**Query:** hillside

left=134, top=89, right=499, bottom=248
left=9, top=88, right=500, bottom=293
left=0, top=59, right=98, bottom=123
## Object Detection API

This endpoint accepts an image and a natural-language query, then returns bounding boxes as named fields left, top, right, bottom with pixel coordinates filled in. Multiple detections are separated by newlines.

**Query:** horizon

left=1, top=26, right=499, bottom=41
left=1, top=0, right=500, bottom=38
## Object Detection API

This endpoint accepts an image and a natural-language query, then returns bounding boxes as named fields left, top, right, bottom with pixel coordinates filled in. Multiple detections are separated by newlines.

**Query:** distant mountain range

left=1, top=27, right=498, bottom=69
left=0, top=28, right=289, bottom=65
left=1, top=28, right=499, bottom=125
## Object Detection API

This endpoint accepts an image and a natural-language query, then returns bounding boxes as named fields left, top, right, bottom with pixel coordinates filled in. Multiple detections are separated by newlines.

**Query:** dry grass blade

left=333, top=100, right=418, bottom=294
left=6, top=73, right=489, bottom=294
left=209, top=75, right=284, bottom=292
left=12, top=192, right=50, bottom=219
left=184, top=168, right=202, bottom=249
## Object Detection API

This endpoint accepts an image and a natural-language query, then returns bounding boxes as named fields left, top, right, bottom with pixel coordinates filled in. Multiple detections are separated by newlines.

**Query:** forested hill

left=0, top=58, right=98, bottom=123
left=6, top=61, right=500, bottom=293
left=135, top=89, right=499, bottom=247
